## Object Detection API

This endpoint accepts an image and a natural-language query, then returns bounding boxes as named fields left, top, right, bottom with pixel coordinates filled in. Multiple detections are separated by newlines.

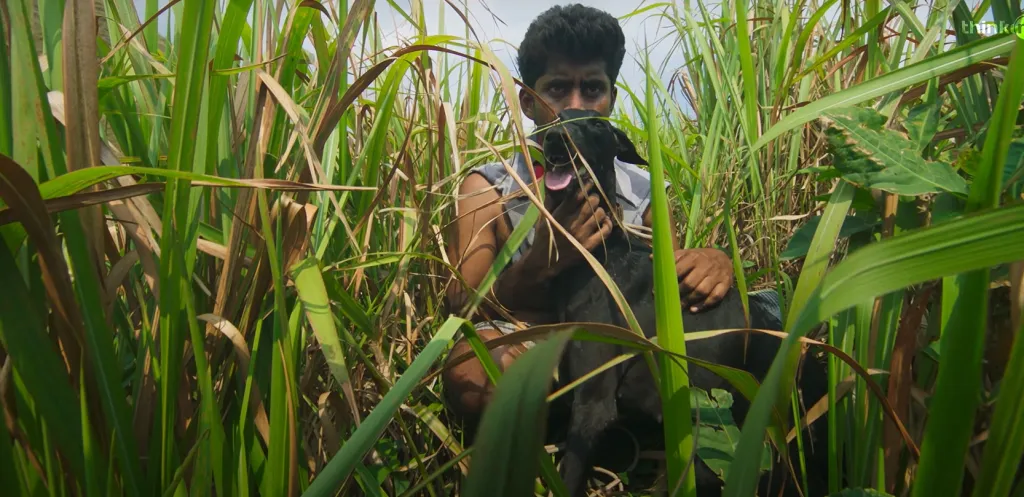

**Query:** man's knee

left=441, top=328, right=526, bottom=420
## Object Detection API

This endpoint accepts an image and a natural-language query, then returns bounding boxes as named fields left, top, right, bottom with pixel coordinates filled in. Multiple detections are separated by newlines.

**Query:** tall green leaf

left=155, top=0, right=219, bottom=489
left=972, top=317, right=1024, bottom=497
left=291, top=256, right=361, bottom=425
left=913, top=36, right=1024, bottom=497
left=461, top=329, right=574, bottom=497
left=302, top=316, right=468, bottom=496
left=0, top=241, right=86, bottom=483
left=645, top=50, right=698, bottom=497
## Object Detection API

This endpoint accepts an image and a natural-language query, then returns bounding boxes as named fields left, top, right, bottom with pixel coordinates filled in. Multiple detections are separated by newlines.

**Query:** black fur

left=540, top=109, right=831, bottom=497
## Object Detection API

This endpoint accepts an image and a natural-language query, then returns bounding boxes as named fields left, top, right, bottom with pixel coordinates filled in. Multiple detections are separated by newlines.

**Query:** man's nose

left=563, top=89, right=584, bottom=110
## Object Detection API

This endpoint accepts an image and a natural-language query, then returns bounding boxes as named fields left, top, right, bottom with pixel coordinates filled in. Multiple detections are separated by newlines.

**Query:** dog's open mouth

left=543, top=151, right=582, bottom=191
left=545, top=166, right=574, bottom=191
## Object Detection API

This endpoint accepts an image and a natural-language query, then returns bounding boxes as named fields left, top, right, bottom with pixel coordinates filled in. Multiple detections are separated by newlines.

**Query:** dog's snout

left=544, top=126, right=570, bottom=145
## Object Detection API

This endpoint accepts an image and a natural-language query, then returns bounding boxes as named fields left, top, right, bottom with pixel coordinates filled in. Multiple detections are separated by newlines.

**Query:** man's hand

left=528, top=179, right=613, bottom=277
left=673, top=248, right=734, bottom=313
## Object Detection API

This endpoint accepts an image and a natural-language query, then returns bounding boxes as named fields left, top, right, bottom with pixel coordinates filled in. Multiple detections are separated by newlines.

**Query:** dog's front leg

left=559, top=341, right=621, bottom=497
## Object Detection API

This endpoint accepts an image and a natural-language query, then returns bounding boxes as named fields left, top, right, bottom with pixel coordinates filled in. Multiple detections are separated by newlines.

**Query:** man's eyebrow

left=541, top=75, right=570, bottom=84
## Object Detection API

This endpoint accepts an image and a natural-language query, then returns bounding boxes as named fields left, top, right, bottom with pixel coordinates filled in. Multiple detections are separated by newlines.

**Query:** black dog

left=539, top=109, right=831, bottom=497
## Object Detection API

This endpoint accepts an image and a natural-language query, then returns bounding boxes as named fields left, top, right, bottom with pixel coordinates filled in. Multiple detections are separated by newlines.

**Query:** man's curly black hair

left=517, top=4, right=627, bottom=89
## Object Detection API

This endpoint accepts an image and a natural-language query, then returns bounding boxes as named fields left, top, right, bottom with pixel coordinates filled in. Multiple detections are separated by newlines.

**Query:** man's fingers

left=582, top=193, right=601, bottom=217
left=574, top=206, right=606, bottom=235
left=684, top=277, right=717, bottom=311
left=675, top=250, right=700, bottom=280
left=679, top=263, right=709, bottom=293
left=693, top=282, right=730, bottom=313
left=583, top=216, right=614, bottom=250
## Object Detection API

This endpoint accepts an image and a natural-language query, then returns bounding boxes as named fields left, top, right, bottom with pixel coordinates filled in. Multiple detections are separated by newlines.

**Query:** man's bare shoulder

left=456, top=171, right=513, bottom=238
left=458, top=171, right=501, bottom=207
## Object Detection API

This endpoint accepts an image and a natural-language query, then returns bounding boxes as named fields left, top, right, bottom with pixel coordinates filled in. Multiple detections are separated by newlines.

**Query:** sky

left=373, top=0, right=689, bottom=96
left=130, top=0, right=999, bottom=122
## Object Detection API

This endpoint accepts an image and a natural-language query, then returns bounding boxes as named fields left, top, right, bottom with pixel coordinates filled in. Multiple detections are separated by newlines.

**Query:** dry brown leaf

left=62, top=0, right=109, bottom=307
left=885, top=287, right=932, bottom=491
left=0, top=183, right=164, bottom=226
left=198, top=314, right=272, bottom=445
left=47, top=92, right=164, bottom=301
left=0, top=155, right=85, bottom=374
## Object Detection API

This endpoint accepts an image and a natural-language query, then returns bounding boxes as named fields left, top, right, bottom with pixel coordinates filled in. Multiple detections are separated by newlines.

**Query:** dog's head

left=541, top=109, right=646, bottom=204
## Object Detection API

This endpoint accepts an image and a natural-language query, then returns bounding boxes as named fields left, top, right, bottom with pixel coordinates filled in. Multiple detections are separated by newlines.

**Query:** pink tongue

left=546, top=169, right=573, bottom=190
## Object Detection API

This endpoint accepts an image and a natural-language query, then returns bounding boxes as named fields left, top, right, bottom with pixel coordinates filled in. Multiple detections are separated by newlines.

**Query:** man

left=441, top=4, right=737, bottom=431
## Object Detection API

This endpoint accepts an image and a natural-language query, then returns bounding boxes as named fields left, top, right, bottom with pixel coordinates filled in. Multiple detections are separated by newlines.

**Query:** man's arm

left=445, top=173, right=556, bottom=318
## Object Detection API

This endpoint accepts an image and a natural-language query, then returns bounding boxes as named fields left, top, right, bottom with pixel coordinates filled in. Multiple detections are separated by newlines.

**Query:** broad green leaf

left=904, top=97, right=942, bottom=153
left=787, top=201, right=1024, bottom=339
left=461, top=329, right=573, bottom=497
left=822, top=106, right=968, bottom=195
left=730, top=196, right=1024, bottom=497
left=1001, top=139, right=1024, bottom=187
left=691, top=388, right=772, bottom=482
left=291, top=256, right=361, bottom=425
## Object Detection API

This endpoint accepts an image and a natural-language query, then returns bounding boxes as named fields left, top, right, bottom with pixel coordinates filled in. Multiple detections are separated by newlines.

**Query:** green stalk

left=973, top=317, right=1024, bottom=497
left=645, top=53, right=696, bottom=497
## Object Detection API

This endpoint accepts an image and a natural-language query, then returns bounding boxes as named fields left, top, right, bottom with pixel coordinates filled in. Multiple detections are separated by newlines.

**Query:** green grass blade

left=302, top=316, right=468, bottom=496
left=0, top=14, right=10, bottom=157
left=725, top=180, right=854, bottom=496
left=796, top=6, right=893, bottom=81
left=753, top=33, right=1018, bottom=153
left=461, top=329, right=573, bottom=497
left=645, top=52, right=697, bottom=497
left=33, top=165, right=369, bottom=200
left=0, top=241, right=86, bottom=481
left=10, top=0, right=67, bottom=180
left=60, top=208, right=145, bottom=496
left=80, top=363, right=101, bottom=497
left=972, top=316, right=1024, bottom=497
left=155, top=0, right=218, bottom=487
left=291, top=256, right=361, bottom=424
left=734, top=0, right=759, bottom=144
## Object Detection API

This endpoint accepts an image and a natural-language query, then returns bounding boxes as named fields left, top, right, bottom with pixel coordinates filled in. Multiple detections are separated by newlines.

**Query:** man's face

left=520, top=56, right=616, bottom=140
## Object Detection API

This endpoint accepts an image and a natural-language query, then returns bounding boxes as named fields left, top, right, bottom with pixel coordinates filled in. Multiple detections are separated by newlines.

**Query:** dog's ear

left=611, top=126, right=648, bottom=166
